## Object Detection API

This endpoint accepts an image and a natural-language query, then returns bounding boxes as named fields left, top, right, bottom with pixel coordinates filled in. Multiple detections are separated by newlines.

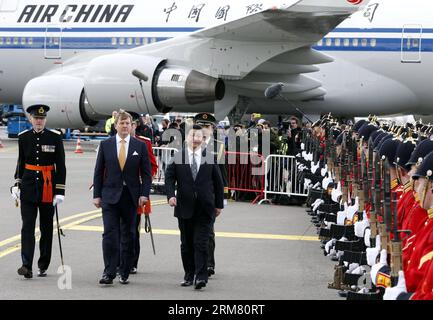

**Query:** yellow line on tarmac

left=0, top=200, right=167, bottom=258
left=0, top=209, right=101, bottom=249
left=64, top=226, right=318, bottom=242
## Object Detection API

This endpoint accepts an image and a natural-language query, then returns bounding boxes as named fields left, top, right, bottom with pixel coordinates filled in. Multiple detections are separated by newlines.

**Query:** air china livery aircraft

left=0, top=0, right=430, bottom=128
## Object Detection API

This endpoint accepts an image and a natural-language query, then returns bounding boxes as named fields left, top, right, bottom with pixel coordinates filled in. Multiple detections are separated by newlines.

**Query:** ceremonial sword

left=143, top=206, right=156, bottom=255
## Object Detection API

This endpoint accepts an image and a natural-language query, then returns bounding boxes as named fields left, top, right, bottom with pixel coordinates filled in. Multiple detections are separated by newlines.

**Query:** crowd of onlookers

left=105, top=111, right=309, bottom=156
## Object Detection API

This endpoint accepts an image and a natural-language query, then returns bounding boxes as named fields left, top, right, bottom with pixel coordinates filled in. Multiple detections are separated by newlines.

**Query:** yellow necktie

left=119, top=139, right=126, bottom=170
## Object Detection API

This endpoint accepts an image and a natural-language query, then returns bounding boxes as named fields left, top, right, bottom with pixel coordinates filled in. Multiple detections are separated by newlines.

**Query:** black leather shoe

left=194, top=280, right=206, bottom=290
left=180, top=280, right=193, bottom=287
left=99, top=276, right=113, bottom=285
left=37, top=269, right=47, bottom=277
left=207, top=267, right=215, bottom=277
left=17, top=266, right=33, bottom=279
left=130, top=267, right=137, bottom=275
left=338, top=290, right=348, bottom=298
left=119, top=276, right=129, bottom=285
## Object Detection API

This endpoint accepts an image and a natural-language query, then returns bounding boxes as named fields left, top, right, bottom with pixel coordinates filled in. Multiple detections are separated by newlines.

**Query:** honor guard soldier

left=194, top=112, right=228, bottom=278
left=11, top=105, right=66, bottom=279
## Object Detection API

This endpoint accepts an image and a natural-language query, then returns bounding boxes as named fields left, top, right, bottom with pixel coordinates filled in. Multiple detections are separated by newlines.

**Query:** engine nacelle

left=84, top=53, right=225, bottom=115
left=22, top=75, right=98, bottom=128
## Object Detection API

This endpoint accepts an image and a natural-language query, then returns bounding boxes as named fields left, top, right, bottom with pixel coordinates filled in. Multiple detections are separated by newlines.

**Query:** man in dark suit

left=194, top=113, right=228, bottom=278
left=93, top=110, right=152, bottom=285
left=165, top=125, right=224, bottom=290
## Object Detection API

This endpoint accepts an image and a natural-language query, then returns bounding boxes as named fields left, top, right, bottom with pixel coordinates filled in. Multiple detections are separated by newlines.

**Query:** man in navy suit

left=93, top=110, right=152, bottom=285
left=165, top=125, right=224, bottom=290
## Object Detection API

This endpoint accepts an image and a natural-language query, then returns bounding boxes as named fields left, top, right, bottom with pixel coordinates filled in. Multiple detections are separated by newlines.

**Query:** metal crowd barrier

left=152, top=147, right=178, bottom=187
left=258, top=155, right=308, bottom=205
left=226, top=151, right=265, bottom=204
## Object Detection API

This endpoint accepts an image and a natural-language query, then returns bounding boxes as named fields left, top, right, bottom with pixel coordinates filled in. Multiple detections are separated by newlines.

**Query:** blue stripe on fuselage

left=0, top=27, right=430, bottom=52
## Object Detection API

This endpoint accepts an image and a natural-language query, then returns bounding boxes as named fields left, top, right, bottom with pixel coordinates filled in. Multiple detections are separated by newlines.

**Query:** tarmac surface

left=0, top=127, right=341, bottom=300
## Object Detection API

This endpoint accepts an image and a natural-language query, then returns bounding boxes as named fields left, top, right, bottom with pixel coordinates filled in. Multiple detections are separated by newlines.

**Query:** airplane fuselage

left=0, top=0, right=432, bottom=119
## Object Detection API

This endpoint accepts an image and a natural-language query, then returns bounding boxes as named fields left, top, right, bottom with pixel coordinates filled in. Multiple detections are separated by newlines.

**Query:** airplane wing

left=141, top=0, right=369, bottom=79
left=128, top=0, right=368, bottom=110
left=193, top=0, right=362, bottom=43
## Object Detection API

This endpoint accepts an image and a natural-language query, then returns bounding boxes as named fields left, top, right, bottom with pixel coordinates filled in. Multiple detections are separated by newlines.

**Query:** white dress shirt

left=116, top=134, right=130, bottom=159
left=188, top=147, right=201, bottom=173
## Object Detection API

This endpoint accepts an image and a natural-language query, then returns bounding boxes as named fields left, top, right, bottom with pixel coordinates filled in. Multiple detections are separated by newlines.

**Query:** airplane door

left=401, top=24, right=422, bottom=63
left=44, top=26, right=62, bottom=60
left=0, top=0, right=19, bottom=12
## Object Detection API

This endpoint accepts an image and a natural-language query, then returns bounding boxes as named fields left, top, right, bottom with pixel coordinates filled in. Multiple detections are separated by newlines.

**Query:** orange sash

left=25, top=164, right=55, bottom=203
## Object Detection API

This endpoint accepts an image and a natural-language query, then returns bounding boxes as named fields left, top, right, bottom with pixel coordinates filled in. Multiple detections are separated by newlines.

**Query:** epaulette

left=18, top=129, right=30, bottom=136
left=50, top=129, right=61, bottom=135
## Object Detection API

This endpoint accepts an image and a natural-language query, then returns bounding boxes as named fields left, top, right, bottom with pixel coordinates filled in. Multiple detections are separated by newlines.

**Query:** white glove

left=364, top=228, right=372, bottom=247
left=352, top=265, right=366, bottom=275
left=370, top=249, right=388, bottom=285
left=354, top=212, right=370, bottom=237
left=357, top=287, right=369, bottom=294
left=301, top=143, right=305, bottom=151
left=321, top=167, right=327, bottom=177
left=347, top=263, right=360, bottom=273
left=383, top=271, right=407, bottom=300
left=11, top=186, right=20, bottom=201
left=304, top=178, right=312, bottom=188
left=337, top=202, right=348, bottom=225
left=331, top=183, right=342, bottom=203
left=346, top=196, right=359, bottom=221
left=366, top=235, right=381, bottom=266
left=313, top=199, right=324, bottom=211
left=322, top=176, right=332, bottom=190
left=53, top=195, right=65, bottom=206
left=302, top=151, right=307, bottom=160
left=325, top=239, right=335, bottom=254
left=311, top=198, right=322, bottom=208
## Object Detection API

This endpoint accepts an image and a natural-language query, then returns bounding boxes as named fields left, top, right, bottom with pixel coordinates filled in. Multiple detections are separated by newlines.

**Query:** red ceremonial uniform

left=403, top=202, right=428, bottom=240
left=398, top=185, right=415, bottom=231
left=404, top=213, right=433, bottom=292
left=411, top=253, right=433, bottom=300
left=402, top=203, right=428, bottom=272
left=135, top=135, right=158, bottom=215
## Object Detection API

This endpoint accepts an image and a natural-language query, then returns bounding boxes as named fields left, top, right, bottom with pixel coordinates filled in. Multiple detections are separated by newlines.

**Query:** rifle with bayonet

left=389, top=180, right=402, bottom=286
left=371, top=150, right=381, bottom=244
left=341, top=132, right=349, bottom=203
left=359, top=148, right=369, bottom=212
left=381, top=156, right=391, bottom=252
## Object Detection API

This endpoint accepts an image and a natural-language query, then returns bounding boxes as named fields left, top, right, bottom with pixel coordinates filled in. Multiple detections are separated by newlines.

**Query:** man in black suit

left=93, top=110, right=152, bottom=285
left=165, top=125, right=224, bottom=290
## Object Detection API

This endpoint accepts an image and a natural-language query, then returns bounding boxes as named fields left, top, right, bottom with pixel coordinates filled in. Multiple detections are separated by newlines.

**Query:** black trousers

left=178, top=212, right=214, bottom=282
left=208, top=227, right=215, bottom=269
left=20, top=201, right=54, bottom=271
left=102, top=188, right=136, bottom=279
left=132, top=214, right=141, bottom=268
left=118, top=214, right=141, bottom=271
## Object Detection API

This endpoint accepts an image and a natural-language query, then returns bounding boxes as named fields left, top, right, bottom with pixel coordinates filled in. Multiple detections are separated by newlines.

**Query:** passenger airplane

left=0, top=0, right=431, bottom=128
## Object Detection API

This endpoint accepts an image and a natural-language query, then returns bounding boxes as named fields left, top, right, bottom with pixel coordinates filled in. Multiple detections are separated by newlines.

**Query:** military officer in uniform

left=194, top=113, right=228, bottom=277
left=11, top=105, right=66, bottom=279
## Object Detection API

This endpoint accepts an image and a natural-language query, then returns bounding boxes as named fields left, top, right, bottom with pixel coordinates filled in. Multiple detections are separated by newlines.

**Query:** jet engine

left=22, top=54, right=225, bottom=129
left=22, top=75, right=99, bottom=128
left=84, top=53, right=225, bottom=116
